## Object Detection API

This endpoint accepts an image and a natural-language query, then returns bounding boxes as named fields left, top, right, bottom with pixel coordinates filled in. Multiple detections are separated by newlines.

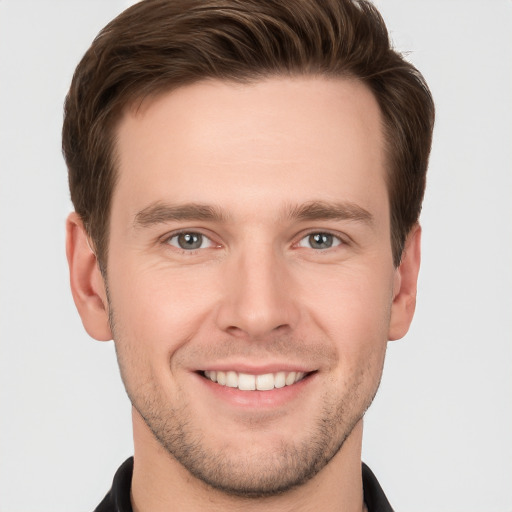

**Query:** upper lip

left=196, top=363, right=315, bottom=374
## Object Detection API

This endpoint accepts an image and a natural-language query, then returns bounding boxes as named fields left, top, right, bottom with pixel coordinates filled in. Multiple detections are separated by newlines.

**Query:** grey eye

left=298, top=232, right=342, bottom=250
left=168, top=232, right=209, bottom=250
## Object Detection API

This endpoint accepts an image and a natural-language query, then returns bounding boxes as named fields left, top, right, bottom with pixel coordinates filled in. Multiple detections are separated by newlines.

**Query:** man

left=63, top=0, right=434, bottom=510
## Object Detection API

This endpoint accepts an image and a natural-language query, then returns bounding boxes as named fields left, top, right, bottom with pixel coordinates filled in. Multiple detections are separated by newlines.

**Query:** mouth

left=201, top=370, right=310, bottom=391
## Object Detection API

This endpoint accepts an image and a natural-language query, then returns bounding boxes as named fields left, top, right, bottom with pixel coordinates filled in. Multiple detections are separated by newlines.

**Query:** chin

left=134, top=384, right=369, bottom=498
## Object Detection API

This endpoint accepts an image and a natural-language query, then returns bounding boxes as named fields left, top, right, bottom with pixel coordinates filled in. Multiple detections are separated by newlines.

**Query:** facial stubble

left=107, top=294, right=385, bottom=498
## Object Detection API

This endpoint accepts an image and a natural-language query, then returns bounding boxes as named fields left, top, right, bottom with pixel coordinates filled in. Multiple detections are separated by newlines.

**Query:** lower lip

left=196, top=372, right=315, bottom=409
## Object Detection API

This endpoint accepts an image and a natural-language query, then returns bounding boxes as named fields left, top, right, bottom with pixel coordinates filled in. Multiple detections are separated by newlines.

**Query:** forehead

left=112, top=76, right=387, bottom=224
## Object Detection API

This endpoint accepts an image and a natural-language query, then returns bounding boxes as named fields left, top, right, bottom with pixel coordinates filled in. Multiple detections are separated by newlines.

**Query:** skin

left=67, top=76, right=421, bottom=512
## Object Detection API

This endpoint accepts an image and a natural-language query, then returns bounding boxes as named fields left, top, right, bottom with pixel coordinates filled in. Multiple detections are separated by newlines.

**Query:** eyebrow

left=133, top=199, right=373, bottom=228
left=134, top=202, right=226, bottom=228
left=285, top=200, right=374, bottom=225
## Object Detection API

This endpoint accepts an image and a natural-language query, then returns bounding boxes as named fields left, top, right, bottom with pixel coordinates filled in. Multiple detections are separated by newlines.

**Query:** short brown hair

left=63, top=0, right=434, bottom=269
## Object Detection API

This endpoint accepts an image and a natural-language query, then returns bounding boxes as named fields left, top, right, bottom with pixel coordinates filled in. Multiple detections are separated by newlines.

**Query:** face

left=104, top=77, right=401, bottom=495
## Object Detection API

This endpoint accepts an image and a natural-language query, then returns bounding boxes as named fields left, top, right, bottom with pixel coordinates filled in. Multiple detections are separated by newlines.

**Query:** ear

left=66, top=212, right=112, bottom=341
left=388, top=224, right=422, bottom=341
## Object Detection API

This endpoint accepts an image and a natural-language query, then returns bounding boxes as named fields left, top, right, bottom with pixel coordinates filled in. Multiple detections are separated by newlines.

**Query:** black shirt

left=94, top=457, right=393, bottom=512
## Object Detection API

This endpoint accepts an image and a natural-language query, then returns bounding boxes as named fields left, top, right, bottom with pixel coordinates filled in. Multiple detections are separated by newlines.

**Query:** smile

left=202, top=370, right=307, bottom=391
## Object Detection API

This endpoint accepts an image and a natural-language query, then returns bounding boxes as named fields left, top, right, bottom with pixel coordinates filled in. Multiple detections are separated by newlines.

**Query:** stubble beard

left=108, top=300, right=384, bottom=498
left=133, top=386, right=371, bottom=498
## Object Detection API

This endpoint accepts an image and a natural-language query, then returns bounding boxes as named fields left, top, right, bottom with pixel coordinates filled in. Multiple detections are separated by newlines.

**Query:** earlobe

left=388, top=224, right=422, bottom=341
left=66, top=212, right=112, bottom=341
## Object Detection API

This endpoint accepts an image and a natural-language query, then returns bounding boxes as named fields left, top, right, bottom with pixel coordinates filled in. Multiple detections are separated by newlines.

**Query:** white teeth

left=256, top=373, right=274, bottom=391
left=274, top=371, right=286, bottom=388
left=285, top=372, right=296, bottom=386
left=238, top=373, right=256, bottom=390
left=226, top=371, right=238, bottom=388
left=203, top=370, right=307, bottom=391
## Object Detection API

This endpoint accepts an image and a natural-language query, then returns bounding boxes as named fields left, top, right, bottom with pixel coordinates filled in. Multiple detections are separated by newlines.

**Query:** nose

left=215, top=245, right=300, bottom=339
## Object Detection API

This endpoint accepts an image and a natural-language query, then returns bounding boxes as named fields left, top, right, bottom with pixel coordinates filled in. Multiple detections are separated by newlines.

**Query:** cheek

left=304, top=264, right=393, bottom=386
left=305, top=263, right=394, bottom=337
left=108, top=269, right=215, bottom=399
left=107, top=263, right=220, bottom=355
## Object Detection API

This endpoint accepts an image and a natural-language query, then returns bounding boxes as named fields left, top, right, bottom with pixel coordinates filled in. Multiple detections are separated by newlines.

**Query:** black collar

left=95, top=457, right=393, bottom=512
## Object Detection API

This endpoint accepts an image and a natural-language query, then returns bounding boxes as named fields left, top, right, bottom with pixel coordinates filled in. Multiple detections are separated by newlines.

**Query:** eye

left=167, top=232, right=214, bottom=251
left=297, top=232, right=343, bottom=250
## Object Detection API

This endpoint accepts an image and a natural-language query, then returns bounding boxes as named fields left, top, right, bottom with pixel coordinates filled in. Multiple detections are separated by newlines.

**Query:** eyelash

left=295, top=231, right=345, bottom=250
left=163, top=230, right=347, bottom=253
left=164, top=230, right=218, bottom=253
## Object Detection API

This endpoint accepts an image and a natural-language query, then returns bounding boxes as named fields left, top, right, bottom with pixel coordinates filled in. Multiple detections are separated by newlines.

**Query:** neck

left=130, top=408, right=366, bottom=512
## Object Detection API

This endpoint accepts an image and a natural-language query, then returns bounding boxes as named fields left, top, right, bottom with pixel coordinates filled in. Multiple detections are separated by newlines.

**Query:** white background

left=0, top=1, right=511, bottom=511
